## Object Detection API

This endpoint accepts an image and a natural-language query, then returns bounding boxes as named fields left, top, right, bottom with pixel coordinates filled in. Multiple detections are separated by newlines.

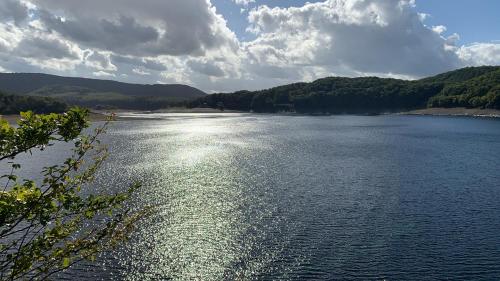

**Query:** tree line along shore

left=0, top=66, right=499, bottom=117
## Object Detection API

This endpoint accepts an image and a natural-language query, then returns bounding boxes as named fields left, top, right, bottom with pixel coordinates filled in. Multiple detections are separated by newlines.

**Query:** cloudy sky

left=0, top=0, right=499, bottom=93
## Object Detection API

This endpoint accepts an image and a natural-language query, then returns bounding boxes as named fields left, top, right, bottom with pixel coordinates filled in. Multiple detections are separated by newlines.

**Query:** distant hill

left=0, top=73, right=206, bottom=110
left=189, top=66, right=500, bottom=113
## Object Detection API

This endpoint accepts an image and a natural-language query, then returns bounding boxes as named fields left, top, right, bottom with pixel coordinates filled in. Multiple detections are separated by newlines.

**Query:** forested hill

left=0, top=73, right=205, bottom=98
left=0, top=73, right=206, bottom=110
left=188, top=66, right=500, bottom=113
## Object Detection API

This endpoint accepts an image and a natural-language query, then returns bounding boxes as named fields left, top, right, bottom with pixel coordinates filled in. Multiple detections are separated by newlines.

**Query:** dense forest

left=188, top=66, right=500, bottom=113
left=426, top=68, right=500, bottom=108
left=0, top=91, right=67, bottom=114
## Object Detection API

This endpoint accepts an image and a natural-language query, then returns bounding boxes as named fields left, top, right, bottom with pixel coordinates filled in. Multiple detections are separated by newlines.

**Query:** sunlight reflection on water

left=104, top=114, right=295, bottom=280
left=48, top=114, right=500, bottom=280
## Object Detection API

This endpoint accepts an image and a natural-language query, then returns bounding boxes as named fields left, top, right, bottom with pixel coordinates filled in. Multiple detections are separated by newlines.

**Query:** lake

left=19, top=114, right=500, bottom=280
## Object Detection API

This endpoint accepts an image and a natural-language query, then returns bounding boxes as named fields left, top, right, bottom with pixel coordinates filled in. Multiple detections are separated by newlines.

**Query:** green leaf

left=62, top=257, right=70, bottom=268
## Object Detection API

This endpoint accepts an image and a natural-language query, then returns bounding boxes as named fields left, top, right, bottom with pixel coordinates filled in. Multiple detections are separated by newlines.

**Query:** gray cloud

left=0, top=0, right=28, bottom=25
left=246, top=0, right=463, bottom=79
left=40, top=12, right=160, bottom=55
left=32, top=0, right=238, bottom=56
left=15, top=36, right=78, bottom=59
left=111, top=55, right=167, bottom=71
left=247, top=63, right=301, bottom=79
left=187, top=60, right=225, bottom=77
left=85, top=51, right=116, bottom=71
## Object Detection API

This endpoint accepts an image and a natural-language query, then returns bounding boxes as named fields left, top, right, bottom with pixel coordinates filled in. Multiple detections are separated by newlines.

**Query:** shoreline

left=2, top=107, right=499, bottom=124
left=116, top=107, right=500, bottom=120
left=93, top=107, right=243, bottom=115
left=0, top=108, right=242, bottom=124
left=399, top=108, right=500, bottom=118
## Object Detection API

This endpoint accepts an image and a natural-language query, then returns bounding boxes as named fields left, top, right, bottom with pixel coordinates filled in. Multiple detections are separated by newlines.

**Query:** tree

left=0, top=92, right=67, bottom=115
left=0, top=108, right=144, bottom=280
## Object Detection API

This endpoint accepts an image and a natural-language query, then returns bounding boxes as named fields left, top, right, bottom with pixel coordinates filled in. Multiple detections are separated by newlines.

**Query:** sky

left=0, top=0, right=499, bottom=93
left=213, top=0, right=500, bottom=44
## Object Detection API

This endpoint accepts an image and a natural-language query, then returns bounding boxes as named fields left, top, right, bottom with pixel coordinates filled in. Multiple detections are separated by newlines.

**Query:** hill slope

left=0, top=73, right=205, bottom=98
left=0, top=73, right=206, bottom=110
left=421, top=66, right=500, bottom=84
left=428, top=68, right=500, bottom=108
left=189, top=66, right=500, bottom=113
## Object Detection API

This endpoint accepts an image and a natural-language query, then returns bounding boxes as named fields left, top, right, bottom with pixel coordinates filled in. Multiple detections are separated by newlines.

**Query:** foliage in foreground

left=0, top=108, right=143, bottom=280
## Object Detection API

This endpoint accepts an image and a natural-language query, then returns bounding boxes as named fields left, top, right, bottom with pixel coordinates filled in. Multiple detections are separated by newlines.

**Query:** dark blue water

left=11, top=114, right=500, bottom=280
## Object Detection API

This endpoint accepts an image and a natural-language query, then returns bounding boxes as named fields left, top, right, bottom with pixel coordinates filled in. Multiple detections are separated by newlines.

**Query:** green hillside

left=189, top=66, right=500, bottom=113
left=1, top=67, right=498, bottom=114
left=0, top=73, right=206, bottom=110
left=25, top=85, right=189, bottom=110
left=428, top=68, right=500, bottom=108
left=421, top=66, right=499, bottom=84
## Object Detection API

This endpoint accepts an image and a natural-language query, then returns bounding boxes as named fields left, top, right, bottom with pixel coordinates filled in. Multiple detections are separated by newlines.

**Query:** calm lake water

left=14, top=114, right=500, bottom=280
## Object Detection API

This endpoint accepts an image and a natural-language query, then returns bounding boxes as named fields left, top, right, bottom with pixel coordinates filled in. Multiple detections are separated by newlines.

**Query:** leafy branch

left=0, top=108, right=146, bottom=280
